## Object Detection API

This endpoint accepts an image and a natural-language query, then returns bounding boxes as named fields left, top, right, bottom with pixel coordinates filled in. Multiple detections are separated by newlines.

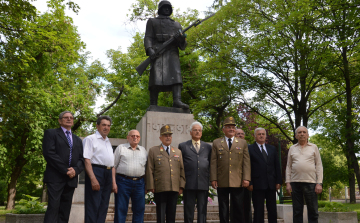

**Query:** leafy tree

left=0, top=0, right=101, bottom=209
left=193, top=0, right=344, bottom=143
left=306, top=0, right=360, bottom=203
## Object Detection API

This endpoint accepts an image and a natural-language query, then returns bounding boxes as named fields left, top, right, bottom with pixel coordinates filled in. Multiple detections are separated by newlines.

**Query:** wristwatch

left=317, top=183, right=323, bottom=186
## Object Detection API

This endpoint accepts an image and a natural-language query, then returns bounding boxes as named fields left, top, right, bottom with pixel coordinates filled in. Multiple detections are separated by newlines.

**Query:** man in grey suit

left=178, top=122, right=212, bottom=223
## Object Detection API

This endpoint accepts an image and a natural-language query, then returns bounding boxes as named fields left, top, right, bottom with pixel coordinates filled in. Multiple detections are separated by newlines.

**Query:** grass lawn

left=0, top=206, right=13, bottom=223
left=342, top=203, right=360, bottom=221
left=0, top=206, right=13, bottom=216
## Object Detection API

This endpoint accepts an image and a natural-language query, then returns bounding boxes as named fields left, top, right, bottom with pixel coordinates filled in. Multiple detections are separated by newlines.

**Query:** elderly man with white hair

left=286, top=126, right=323, bottom=223
left=178, top=121, right=212, bottom=223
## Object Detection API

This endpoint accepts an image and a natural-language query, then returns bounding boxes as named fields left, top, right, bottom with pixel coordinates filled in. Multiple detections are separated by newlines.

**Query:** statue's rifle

left=136, top=13, right=215, bottom=76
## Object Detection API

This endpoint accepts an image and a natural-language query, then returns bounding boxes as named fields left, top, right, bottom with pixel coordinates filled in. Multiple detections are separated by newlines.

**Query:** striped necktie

left=66, top=131, right=73, bottom=166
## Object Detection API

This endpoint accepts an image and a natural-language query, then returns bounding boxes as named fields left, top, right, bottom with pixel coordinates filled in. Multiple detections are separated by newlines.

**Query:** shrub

left=14, top=195, right=46, bottom=214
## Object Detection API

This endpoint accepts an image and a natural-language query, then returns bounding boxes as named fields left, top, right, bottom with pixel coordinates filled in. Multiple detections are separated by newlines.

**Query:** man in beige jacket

left=210, top=116, right=251, bottom=223
left=146, top=124, right=186, bottom=223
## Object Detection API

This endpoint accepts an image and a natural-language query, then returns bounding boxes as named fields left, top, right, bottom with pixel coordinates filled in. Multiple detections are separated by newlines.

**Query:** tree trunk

left=349, top=169, right=356, bottom=204
left=6, top=156, right=27, bottom=209
left=6, top=130, right=29, bottom=210
left=341, top=44, right=360, bottom=198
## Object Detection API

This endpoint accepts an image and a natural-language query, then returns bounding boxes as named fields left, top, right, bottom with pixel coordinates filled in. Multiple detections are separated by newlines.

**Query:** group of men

left=42, top=111, right=323, bottom=223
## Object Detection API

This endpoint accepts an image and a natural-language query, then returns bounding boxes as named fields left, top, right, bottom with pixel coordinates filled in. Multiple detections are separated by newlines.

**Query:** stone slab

left=5, top=214, right=45, bottom=223
left=69, top=203, right=84, bottom=223
left=136, top=111, right=195, bottom=149
left=318, top=212, right=357, bottom=223
left=277, top=204, right=308, bottom=223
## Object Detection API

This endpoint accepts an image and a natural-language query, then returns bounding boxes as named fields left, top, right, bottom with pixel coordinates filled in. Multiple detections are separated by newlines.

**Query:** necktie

left=261, top=145, right=267, bottom=162
left=195, top=142, right=200, bottom=153
left=66, top=131, right=73, bottom=166
left=228, top=138, right=232, bottom=149
left=166, top=146, right=170, bottom=155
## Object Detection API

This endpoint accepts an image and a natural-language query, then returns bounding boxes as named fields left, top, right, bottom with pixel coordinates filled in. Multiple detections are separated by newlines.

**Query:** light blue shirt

left=61, top=126, right=72, bottom=145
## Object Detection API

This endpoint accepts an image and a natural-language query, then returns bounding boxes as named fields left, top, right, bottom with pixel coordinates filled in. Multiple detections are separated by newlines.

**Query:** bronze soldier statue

left=144, top=1, right=189, bottom=109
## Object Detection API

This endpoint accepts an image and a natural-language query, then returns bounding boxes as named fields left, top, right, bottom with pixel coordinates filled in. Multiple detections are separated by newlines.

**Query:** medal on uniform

left=220, top=156, right=222, bottom=159
left=172, top=149, right=175, bottom=153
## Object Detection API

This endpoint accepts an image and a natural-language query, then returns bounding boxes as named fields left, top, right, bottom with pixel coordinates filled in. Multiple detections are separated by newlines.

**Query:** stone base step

left=106, top=204, right=281, bottom=222
left=106, top=220, right=284, bottom=223
left=107, top=204, right=220, bottom=213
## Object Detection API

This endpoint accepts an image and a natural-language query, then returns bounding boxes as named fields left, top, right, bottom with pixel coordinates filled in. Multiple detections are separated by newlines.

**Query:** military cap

left=160, top=124, right=173, bottom=135
left=223, top=116, right=236, bottom=126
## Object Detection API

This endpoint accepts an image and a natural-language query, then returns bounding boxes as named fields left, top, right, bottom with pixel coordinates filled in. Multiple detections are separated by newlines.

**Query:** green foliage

left=0, top=0, right=103, bottom=209
left=319, top=202, right=351, bottom=213
left=310, top=134, right=348, bottom=194
left=14, top=195, right=46, bottom=214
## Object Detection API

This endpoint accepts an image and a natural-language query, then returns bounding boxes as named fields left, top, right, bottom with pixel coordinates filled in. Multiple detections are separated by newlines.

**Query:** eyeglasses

left=129, top=135, right=140, bottom=138
left=225, top=126, right=236, bottom=130
left=62, top=116, right=74, bottom=120
left=191, top=130, right=202, bottom=132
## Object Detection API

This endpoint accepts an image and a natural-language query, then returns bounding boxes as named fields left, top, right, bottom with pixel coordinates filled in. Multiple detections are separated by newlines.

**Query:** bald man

left=113, top=130, right=148, bottom=223
left=235, top=129, right=245, bottom=139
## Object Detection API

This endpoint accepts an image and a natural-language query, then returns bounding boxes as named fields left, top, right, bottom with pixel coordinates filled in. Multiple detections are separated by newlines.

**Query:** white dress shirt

left=256, top=142, right=268, bottom=155
left=114, top=143, right=148, bottom=177
left=83, top=131, right=114, bottom=167
left=224, top=136, right=235, bottom=149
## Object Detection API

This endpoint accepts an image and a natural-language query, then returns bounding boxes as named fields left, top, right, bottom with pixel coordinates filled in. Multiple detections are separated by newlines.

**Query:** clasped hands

left=66, top=167, right=76, bottom=179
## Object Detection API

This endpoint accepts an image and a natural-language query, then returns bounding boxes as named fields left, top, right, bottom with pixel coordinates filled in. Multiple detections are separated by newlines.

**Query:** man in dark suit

left=178, top=121, right=212, bottom=223
left=42, top=111, right=84, bottom=223
left=247, top=128, right=282, bottom=223
left=210, top=116, right=251, bottom=223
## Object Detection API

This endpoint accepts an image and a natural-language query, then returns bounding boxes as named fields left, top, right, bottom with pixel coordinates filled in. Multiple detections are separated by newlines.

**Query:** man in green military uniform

left=210, top=116, right=251, bottom=223
left=146, top=125, right=186, bottom=223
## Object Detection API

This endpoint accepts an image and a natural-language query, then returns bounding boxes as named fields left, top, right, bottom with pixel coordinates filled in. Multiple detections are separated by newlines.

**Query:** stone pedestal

left=136, top=111, right=195, bottom=149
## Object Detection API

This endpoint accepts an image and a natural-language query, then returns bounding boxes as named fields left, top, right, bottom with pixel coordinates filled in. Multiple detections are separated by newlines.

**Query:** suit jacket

left=210, top=137, right=251, bottom=187
left=42, top=128, right=84, bottom=188
left=146, top=145, right=186, bottom=193
left=248, top=143, right=282, bottom=190
left=178, top=140, right=212, bottom=190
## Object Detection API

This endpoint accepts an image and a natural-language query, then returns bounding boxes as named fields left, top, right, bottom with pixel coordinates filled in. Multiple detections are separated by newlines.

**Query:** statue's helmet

left=158, top=1, right=173, bottom=16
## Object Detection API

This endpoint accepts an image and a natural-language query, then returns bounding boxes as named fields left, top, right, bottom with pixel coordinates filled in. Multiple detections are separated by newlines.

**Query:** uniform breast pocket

left=236, top=150, right=243, bottom=160
left=172, top=157, right=180, bottom=167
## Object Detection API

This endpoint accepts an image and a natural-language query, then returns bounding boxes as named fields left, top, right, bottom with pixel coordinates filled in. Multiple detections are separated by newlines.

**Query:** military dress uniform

left=210, top=117, right=251, bottom=223
left=146, top=125, right=186, bottom=223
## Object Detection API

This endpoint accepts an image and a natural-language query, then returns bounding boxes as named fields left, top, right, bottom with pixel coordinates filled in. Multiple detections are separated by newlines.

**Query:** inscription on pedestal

left=148, top=123, right=190, bottom=135
left=137, top=111, right=196, bottom=149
